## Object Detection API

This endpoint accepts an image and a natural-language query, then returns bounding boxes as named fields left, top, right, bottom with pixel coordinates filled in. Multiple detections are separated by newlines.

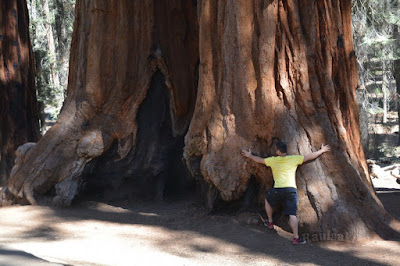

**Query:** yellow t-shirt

left=264, top=155, right=304, bottom=188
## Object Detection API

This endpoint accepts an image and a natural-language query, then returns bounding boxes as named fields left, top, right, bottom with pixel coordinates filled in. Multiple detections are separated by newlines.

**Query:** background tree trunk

left=0, top=0, right=40, bottom=183
left=1, top=0, right=398, bottom=242
left=382, top=60, right=389, bottom=124
left=394, top=24, right=400, bottom=144
left=53, top=0, right=75, bottom=97
left=42, top=0, right=62, bottom=109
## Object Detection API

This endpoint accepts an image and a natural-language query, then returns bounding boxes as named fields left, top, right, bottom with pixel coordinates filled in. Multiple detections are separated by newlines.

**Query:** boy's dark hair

left=276, top=141, right=287, bottom=153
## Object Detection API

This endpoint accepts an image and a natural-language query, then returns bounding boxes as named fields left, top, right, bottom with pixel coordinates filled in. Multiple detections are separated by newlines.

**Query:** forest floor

left=0, top=113, right=399, bottom=265
left=0, top=175, right=398, bottom=266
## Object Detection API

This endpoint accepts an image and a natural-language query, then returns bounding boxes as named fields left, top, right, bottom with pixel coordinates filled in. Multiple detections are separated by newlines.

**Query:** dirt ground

left=0, top=175, right=399, bottom=266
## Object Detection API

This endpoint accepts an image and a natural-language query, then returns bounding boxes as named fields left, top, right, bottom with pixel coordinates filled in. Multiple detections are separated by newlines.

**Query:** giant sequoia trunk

left=1, top=0, right=398, bottom=242
left=184, top=0, right=398, bottom=241
left=0, top=0, right=40, bottom=183
left=0, top=0, right=199, bottom=206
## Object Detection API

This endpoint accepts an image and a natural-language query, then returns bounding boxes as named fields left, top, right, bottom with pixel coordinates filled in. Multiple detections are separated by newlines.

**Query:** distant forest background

left=29, top=0, right=400, bottom=160
left=27, top=0, right=75, bottom=123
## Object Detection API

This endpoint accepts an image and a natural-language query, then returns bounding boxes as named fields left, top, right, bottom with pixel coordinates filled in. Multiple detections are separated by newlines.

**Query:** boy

left=241, top=141, right=330, bottom=245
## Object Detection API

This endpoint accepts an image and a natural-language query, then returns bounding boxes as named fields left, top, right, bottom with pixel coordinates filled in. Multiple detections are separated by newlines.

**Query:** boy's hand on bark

left=320, top=144, right=331, bottom=153
left=241, top=149, right=251, bottom=158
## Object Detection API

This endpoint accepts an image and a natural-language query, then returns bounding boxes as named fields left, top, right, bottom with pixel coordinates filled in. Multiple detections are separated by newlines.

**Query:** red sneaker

left=263, top=220, right=274, bottom=229
left=292, top=237, right=306, bottom=245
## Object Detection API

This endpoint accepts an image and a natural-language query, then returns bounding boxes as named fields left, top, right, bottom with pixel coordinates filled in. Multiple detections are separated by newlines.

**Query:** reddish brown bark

left=1, top=0, right=198, bottom=206
left=184, top=0, right=398, bottom=240
left=1, top=0, right=398, bottom=242
left=0, top=0, right=40, bottom=183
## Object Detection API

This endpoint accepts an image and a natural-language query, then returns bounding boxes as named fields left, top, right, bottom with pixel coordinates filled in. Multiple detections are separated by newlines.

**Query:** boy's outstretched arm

left=303, top=144, right=330, bottom=163
left=241, top=149, right=265, bottom=164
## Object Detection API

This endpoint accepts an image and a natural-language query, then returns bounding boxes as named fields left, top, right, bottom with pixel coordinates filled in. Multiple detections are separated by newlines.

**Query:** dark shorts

left=265, top=187, right=298, bottom=216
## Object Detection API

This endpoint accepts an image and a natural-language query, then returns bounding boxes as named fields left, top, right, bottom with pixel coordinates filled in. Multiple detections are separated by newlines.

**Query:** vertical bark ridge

left=185, top=0, right=219, bottom=185
left=254, top=0, right=278, bottom=138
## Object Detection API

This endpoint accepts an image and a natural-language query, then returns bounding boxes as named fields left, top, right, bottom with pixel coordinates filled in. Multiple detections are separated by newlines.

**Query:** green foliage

left=353, top=0, right=399, bottom=60
left=28, top=0, right=76, bottom=121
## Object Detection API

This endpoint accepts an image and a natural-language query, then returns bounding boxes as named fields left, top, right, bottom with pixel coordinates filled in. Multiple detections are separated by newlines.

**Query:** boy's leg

left=264, top=189, right=278, bottom=229
left=264, top=199, right=274, bottom=223
left=289, top=215, right=299, bottom=239
left=283, top=188, right=302, bottom=240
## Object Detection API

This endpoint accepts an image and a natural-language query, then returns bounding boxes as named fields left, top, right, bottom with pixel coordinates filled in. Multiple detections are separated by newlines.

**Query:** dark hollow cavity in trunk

left=79, top=71, right=195, bottom=202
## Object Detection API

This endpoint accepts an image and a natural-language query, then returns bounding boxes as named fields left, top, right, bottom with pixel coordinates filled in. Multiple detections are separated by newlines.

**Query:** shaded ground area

left=0, top=176, right=399, bottom=266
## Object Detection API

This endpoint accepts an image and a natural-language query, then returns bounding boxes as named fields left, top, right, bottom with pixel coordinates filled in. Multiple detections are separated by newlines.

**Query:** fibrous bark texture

left=0, top=0, right=40, bottom=183
left=184, top=0, right=398, bottom=240
left=1, top=0, right=198, bottom=206
left=1, top=0, right=398, bottom=242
